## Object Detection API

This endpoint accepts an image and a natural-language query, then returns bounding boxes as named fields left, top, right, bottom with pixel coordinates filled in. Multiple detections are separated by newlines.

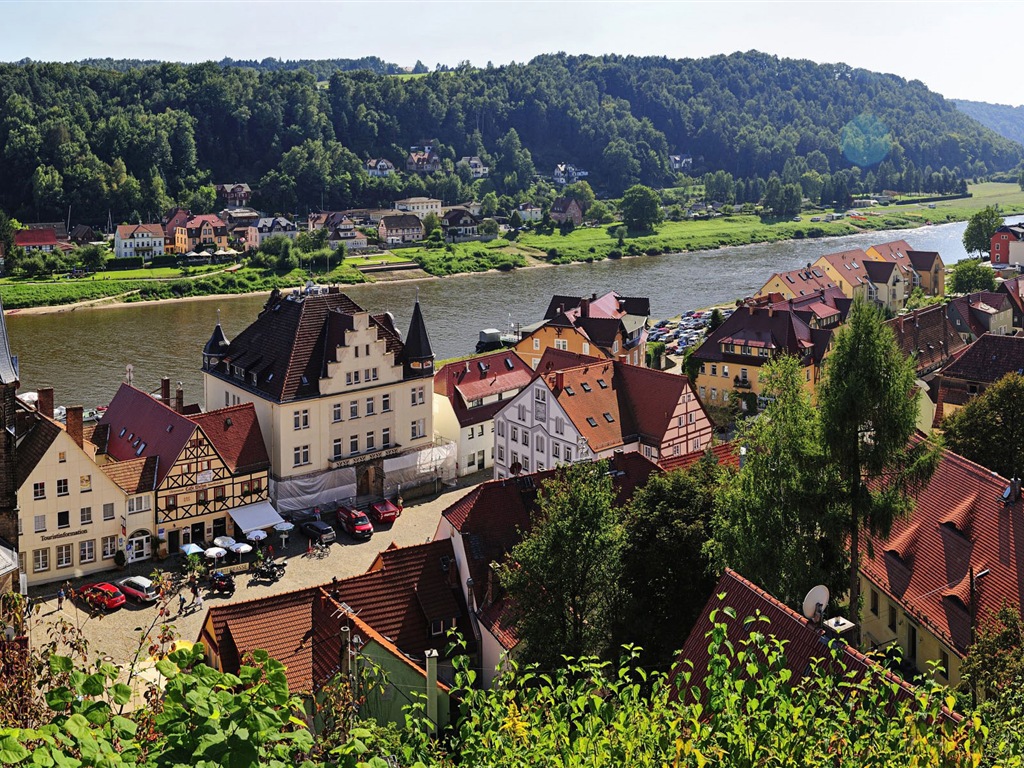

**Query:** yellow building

left=174, top=214, right=229, bottom=254
left=757, top=265, right=837, bottom=300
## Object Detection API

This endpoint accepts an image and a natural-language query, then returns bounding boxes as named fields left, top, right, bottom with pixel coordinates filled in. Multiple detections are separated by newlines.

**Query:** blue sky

left=3, top=1, right=1017, bottom=105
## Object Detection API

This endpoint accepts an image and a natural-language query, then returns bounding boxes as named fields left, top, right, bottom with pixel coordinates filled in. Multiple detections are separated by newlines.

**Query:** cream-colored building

left=17, top=398, right=152, bottom=586
left=202, top=287, right=450, bottom=511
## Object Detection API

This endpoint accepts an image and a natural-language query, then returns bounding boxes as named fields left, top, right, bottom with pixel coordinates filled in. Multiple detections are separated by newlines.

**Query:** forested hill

left=954, top=99, right=1024, bottom=147
left=1, top=51, right=1019, bottom=223
left=48, top=56, right=414, bottom=77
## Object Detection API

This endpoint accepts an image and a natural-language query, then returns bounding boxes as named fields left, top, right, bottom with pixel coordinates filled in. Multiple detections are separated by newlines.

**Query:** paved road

left=25, top=479, right=483, bottom=667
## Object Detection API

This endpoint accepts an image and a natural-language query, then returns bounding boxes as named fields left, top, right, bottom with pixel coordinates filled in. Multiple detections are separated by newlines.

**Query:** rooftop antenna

left=216, top=307, right=221, bottom=326
left=802, top=584, right=830, bottom=625
left=125, top=363, right=134, bottom=387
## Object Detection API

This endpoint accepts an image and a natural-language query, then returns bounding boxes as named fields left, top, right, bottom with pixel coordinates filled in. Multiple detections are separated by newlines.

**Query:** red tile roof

left=188, top=403, right=269, bottom=473
left=818, top=248, right=873, bottom=287
left=941, top=332, right=1024, bottom=384
left=99, top=456, right=157, bottom=494
left=674, top=569, right=941, bottom=717
left=533, top=348, right=602, bottom=374
left=659, top=441, right=739, bottom=473
left=869, top=239, right=914, bottom=263
left=98, top=384, right=196, bottom=487
left=861, top=446, right=1021, bottom=657
left=14, top=229, right=58, bottom=248
left=884, top=304, right=967, bottom=376
left=115, top=224, right=164, bottom=239
left=14, top=411, right=62, bottom=488
left=694, top=305, right=820, bottom=367
left=765, top=266, right=837, bottom=296
left=434, top=352, right=534, bottom=428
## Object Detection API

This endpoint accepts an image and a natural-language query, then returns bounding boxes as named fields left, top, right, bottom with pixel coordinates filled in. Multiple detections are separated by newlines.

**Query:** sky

left=2, top=1, right=1019, bottom=106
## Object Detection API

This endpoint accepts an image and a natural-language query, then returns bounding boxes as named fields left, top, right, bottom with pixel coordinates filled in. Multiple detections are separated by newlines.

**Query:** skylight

left=586, top=417, right=598, bottom=427
left=603, top=412, right=614, bottom=423
left=581, top=382, right=592, bottom=392
left=565, top=386, right=575, bottom=396
left=597, top=379, right=608, bottom=389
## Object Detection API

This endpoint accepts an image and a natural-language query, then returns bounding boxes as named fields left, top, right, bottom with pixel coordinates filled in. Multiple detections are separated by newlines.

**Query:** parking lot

left=25, top=479, right=482, bottom=666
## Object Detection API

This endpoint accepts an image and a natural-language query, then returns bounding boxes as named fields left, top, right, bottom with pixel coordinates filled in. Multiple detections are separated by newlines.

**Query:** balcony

left=733, top=376, right=752, bottom=390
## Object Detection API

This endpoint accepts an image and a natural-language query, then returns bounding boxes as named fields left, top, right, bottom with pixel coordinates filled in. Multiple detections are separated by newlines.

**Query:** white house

left=114, top=224, right=165, bottom=260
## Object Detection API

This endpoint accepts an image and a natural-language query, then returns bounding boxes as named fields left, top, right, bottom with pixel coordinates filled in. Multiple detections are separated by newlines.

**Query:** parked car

left=792, top=215, right=802, bottom=222
left=300, top=520, right=337, bottom=545
left=118, top=576, right=159, bottom=603
left=77, top=583, right=126, bottom=611
left=336, top=505, right=374, bottom=540
left=369, top=499, right=402, bottom=525
left=285, top=507, right=322, bottom=525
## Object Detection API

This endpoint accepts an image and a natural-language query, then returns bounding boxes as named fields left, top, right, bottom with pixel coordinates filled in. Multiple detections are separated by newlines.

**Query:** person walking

left=56, top=588, right=65, bottom=611
left=194, top=590, right=203, bottom=613
left=267, top=543, right=274, bottom=560
left=178, top=593, right=186, bottom=615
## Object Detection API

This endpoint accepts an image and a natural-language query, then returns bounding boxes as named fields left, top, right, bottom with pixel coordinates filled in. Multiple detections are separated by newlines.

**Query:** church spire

left=402, top=295, right=434, bottom=380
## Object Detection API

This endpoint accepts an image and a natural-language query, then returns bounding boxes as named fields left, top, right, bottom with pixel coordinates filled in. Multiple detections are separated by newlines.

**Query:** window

left=511, top=451, right=519, bottom=468
left=353, top=370, right=361, bottom=384
left=411, top=418, right=426, bottom=439
left=533, top=337, right=540, bottom=350
left=692, top=437, right=702, bottom=451
left=350, top=400, right=359, bottom=419
left=497, top=445, right=505, bottom=462
left=293, top=445, right=310, bottom=466
left=582, top=343, right=590, bottom=355
left=711, top=388, right=717, bottom=401
left=612, top=340, right=619, bottom=353
left=382, top=393, right=392, bottom=412
left=555, top=417, right=565, bottom=435
left=371, top=368, right=378, bottom=381
left=80, top=540, right=95, bottom=564
left=382, top=427, right=391, bottom=447
left=33, top=482, right=45, bottom=500
left=939, top=649, right=949, bottom=679
left=33, top=514, right=46, bottom=533
left=350, top=435, right=359, bottom=454
left=497, top=420, right=505, bottom=437
left=522, top=431, right=530, bottom=447
left=365, top=369, right=371, bottom=382
left=293, top=409, right=309, bottom=430
left=586, top=417, right=598, bottom=427
left=58, top=451, right=66, bottom=463
left=80, top=507, right=92, bottom=525
left=888, top=605, right=897, bottom=632
left=522, top=456, right=530, bottom=471
left=565, top=446, right=573, bottom=462
left=554, top=338, right=568, bottom=351
left=345, top=372, right=353, bottom=386
left=103, top=503, right=115, bottom=521
left=197, top=489, right=208, bottom=504
left=365, top=397, right=375, bottom=416
left=536, top=436, right=545, bottom=453
left=333, top=438, right=343, bottom=460
left=80, top=474, right=91, bottom=492
left=711, top=364, right=717, bottom=376
left=128, top=495, right=151, bottom=514
left=57, top=510, right=70, bottom=529
left=581, top=382, right=592, bottom=392
left=333, top=403, right=343, bottom=422
left=56, top=544, right=72, bottom=569
left=517, top=404, right=526, bottom=421
left=722, top=365, right=728, bottom=377
left=511, top=426, right=519, bottom=441
left=57, top=478, right=69, bottom=497
left=366, top=432, right=376, bottom=451
left=870, top=590, right=879, bottom=616
left=33, top=548, right=49, bottom=572
left=102, top=536, right=117, bottom=559
left=477, top=424, right=484, bottom=437
left=552, top=443, right=560, bottom=458
left=411, top=386, right=425, bottom=406
left=165, top=495, right=177, bottom=510
left=699, top=386, right=706, bottom=398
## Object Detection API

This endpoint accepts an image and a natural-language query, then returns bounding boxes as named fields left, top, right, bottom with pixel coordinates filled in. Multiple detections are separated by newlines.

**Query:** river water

left=7, top=217, right=1013, bottom=409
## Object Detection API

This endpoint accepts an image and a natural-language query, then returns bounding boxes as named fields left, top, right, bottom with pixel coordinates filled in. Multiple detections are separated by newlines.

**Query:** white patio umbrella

left=213, top=536, right=236, bottom=548
left=228, top=542, right=252, bottom=555
left=204, top=547, right=227, bottom=560
left=246, top=530, right=267, bottom=542
left=273, top=521, right=294, bottom=532
left=181, top=543, right=203, bottom=556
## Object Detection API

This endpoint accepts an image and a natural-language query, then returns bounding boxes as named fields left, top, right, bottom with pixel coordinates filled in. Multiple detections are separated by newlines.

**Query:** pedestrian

left=191, top=582, right=198, bottom=600
left=267, top=543, right=274, bottom=560
left=194, top=591, right=203, bottom=612
left=56, top=588, right=65, bottom=611
left=178, top=593, right=186, bottom=614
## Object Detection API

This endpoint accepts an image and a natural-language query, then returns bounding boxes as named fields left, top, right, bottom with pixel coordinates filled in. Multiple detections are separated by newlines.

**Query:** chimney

left=340, top=624, right=351, bottom=678
left=174, top=386, right=184, bottom=414
left=161, top=377, right=170, bottom=403
left=425, top=649, right=439, bottom=736
left=554, top=371, right=564, bottom=391
left=748, top=304, right=754, bottom=315
left=37, top=387, right=54, bottom=419
left=768, top=306, right=775, bottom=318
left=66, top=406, right=83, bottom=448
left=898, top=314, right=904, bottom=334
left=580, top=298, right=590, bottom=318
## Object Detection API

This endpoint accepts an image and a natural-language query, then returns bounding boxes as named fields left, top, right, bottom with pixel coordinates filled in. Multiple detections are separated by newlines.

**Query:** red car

left=369, top=499, right=401, bottom=525
left=335, top=505, right=374, bottom=540
left=77, top=583, right=127, bottom=611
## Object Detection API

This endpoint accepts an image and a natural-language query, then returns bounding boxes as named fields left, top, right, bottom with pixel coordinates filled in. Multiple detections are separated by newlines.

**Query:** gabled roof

left=15, top=411, right=61, bottom=488
left=543, top=291, right=650, bottom=321
left=817, top=248, right=873, bottom=286
left=379, top=213, right=423, bottom=230
left=550, top=197, right=580, bottom=214
left=765, top=266, right=837, bottom=296
left=434, top=352, right=534, bottom=428
left=674, top=569, right=936, bottom=716
left=862, top=446, right=1023, bottom=656
left=115, top=224, right=163, bottom=239
left=884, top=305, right=967, bottom=375
left=14, top=229, right=58, bottom=247
left=907, top=250, right=942, bottom=272
left=97, top=384, right=197, bottom=487
left=188, top=403, right=269, bottom=474
left=941, top=332, right=1024, bottom=384
left=868, top=239, right=913, bottom=263
left=441, top=453, right=660, bottom=610
left=659, top=441, right=740, bottom=473
left=863, top=259, right=897, bottom=284
left=694, top=305, right=819, bottom=366
left=99, top=456, right=158, bottom=495
left=209, top=290, right=405, bottom=403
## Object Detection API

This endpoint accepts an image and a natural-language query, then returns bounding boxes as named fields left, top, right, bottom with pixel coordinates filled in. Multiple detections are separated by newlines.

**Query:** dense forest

left=1, top=51, right=1019, bottom=224
left=58, top=56, right=416, bottom=77
left=954, top=98, right=1024, bottom=147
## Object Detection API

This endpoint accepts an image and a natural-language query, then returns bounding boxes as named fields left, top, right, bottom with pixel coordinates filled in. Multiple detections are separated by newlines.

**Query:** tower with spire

left=202, top=309, right=230, bottom=371
left=401, top=294, right=434, bottom=380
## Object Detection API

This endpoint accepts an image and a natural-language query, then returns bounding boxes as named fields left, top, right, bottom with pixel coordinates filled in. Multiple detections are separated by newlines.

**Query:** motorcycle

left=252, top=563, right=281, bottom=583
left=209, top=571, right=235, bottom=595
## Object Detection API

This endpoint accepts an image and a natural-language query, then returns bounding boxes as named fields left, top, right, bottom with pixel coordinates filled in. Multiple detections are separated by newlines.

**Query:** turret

left=402, top=297, right=434, bottom=380
left=203, top=310, right=230, bottom=370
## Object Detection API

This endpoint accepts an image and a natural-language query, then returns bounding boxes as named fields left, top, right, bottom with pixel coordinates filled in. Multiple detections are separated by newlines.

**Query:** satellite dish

left=802, top=584, right=830, bottom=624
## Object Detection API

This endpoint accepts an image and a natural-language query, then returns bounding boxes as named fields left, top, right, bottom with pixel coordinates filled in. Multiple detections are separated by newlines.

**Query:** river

left=7, top=217, right=1015, bottom=410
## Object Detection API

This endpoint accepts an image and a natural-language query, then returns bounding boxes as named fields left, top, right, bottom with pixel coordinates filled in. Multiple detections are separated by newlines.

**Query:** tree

left=179, top=184, right=217, bottom=215
left=942, top=372, right=1024, bottom=478
left=818, top=300, right=940, bottom=626
left=562, top=181, right=596, bottom=214
left=614, top=453, right=725, bottom=668
left=480, top=191, right=499, bottom=217
left=707, top=308, right=724, bottom=332
left=421, top=211, right=440, bottom=238
left=963, top=205, right=1004, bottom=257
left=77, top=243, right=108, bottom=272
left=587, top=200, right=612, bottom=224
left=708, top=355, right=846, bottom=608
left=478, top=218, right=499, bottom=236
left=949, top=258, right=997, bottom=293
left=499, top=461, right=620, bottom=668
left=619, top=184, right=663, bottom=232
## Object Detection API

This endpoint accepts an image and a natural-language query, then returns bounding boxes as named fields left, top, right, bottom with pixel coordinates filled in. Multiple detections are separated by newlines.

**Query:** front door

left=190, top=522, right=205, bottom=548
left=168, top=529, right=180, bottom=555
left=127, top=530, right=152, bottom=563
left=357, top=459, right=385, bottom=498
left=212, top=517, right=227, bottom=539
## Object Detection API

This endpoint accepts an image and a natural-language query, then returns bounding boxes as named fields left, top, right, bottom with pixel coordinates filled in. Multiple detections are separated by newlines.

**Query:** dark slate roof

left=863, top=259, right=896, bottom=283
left=907, top=250, right=942, bottom=272
left=694, top=305, right=820, bottom=366
left=402, top=299, right=433, bottom=362
left=0, top=295, right=18, bottom=385
left=15, top=411, right=61, bottom=488
left=379, top=213, right=422, bottom=230
left=203, top=322, right=230, bottom=357
left=941, top=332, right=1024, bottom=384
left=209, top=290, right=405, bottom=403
left=885, top=305, right=967, bottom=375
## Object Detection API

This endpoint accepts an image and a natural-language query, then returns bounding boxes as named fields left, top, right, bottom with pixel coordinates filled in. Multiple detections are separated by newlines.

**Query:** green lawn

left=348, top=251, right=416, bottom=265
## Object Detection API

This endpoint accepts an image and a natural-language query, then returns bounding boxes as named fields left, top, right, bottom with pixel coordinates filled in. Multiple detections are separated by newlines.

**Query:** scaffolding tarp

left=271, top=467, right=356, bottom=513
left=382, top=441, right=457, bottom=498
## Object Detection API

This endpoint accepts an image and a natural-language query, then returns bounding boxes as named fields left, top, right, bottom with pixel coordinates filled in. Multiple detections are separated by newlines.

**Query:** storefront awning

left=228, top=501, right=285, bottom=534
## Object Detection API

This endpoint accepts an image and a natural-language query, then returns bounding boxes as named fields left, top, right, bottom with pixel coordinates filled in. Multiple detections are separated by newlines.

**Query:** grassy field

left=402, top=240, right=529, bottom=275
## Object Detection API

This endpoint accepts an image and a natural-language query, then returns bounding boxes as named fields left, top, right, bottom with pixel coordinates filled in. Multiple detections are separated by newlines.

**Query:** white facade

left=394, top=198, right=442, bottom=219
left=114, top=225, right=165, bottom=259
left=492, top=379, right=588, bottom=479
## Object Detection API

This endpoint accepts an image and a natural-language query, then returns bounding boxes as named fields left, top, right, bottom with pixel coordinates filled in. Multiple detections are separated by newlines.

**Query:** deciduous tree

left=963, top=205, right=1004, bottom=257
left=941, top=372, right=1024, bottom=478
left=619, top=184, right=663, bottom=232
left=949, top=258, right=997, bottom=293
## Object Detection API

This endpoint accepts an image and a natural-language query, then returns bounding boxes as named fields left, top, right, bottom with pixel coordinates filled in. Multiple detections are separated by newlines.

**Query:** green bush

left=107, top=256, right=145, bottom=270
